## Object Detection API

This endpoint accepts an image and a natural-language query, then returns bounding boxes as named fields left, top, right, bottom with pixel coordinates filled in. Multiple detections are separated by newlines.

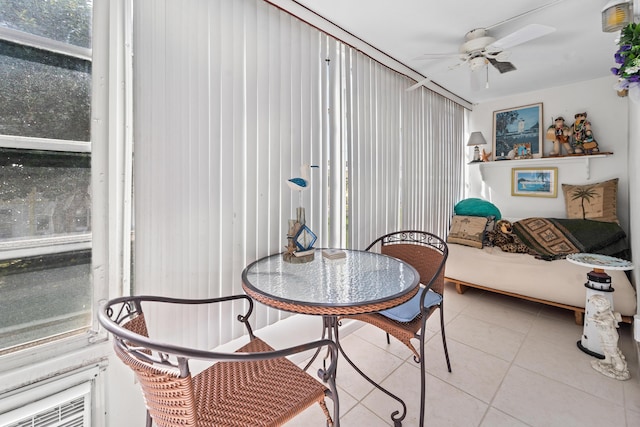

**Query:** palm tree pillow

left=561, top=178, right=618, bottom=223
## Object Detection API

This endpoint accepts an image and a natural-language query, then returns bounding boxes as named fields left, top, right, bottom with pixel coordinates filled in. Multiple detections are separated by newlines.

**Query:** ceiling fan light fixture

left=460, top=36, right=496, bottom=54
left=601, top=0, right=632, bottom=32
left=469, top=56, right=487, bottom=71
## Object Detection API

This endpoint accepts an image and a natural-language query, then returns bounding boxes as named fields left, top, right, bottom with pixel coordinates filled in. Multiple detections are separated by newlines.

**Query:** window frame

left=0, top=0, right=132, bottom=376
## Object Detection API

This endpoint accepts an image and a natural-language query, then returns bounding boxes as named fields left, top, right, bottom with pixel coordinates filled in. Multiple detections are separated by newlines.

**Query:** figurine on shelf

left=570, top=112, right=599, bottom=155
left=545, top=116, right=573, bottom=156
left=481, top=149, right=492, bottom=162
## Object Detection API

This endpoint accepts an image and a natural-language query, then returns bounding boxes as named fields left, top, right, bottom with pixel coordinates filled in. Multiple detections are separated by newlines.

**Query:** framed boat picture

left=493, top=103, right=543, bottom=159
left=511, top=167, right=558, bottom=197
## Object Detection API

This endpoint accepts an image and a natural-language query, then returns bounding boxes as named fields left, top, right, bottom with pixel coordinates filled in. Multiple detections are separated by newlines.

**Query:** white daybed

left=444, top=243, right=637, bottom=324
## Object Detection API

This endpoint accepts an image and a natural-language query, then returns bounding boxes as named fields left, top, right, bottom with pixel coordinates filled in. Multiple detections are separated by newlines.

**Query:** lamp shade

left=467, top=131, right=487, bottom=147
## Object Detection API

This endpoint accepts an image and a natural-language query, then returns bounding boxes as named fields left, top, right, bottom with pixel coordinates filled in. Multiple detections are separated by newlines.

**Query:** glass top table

left=565, top=253, right=634, bottom=271
left=242, top=248, right=421, bottom=426
left=242, top=249, right=420, bottom=316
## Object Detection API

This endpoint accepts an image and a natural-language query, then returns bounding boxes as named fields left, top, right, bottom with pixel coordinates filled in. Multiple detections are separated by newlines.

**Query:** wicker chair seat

left=349, top=309, right=429, bottom=362
left=194, top=338, right=330, bottom=426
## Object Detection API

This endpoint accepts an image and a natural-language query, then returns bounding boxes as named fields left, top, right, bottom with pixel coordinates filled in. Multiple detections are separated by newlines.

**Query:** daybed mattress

left=444, top=243, right=637, bottom=316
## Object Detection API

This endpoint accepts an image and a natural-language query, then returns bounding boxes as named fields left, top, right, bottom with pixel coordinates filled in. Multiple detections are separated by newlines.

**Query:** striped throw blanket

left=512, top=218, right=629, bottom=261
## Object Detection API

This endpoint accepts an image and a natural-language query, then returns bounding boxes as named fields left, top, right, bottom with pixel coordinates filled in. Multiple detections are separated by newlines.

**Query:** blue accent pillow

left=380, top=288, right=443, bottom=323
left=454, top=198, right=501, bottom=220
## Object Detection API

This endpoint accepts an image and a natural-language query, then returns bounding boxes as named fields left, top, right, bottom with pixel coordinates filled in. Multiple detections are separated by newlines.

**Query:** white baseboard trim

left=212, top=314, right=363, bottom=365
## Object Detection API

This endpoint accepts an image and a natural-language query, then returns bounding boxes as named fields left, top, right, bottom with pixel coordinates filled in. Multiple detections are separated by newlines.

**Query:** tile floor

left=287, top=281, right=640, bottom=426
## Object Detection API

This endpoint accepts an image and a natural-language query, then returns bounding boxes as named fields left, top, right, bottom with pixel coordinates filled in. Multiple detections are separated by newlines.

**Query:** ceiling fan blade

left=488, top=57, right=517, bottom=74
left=486, top=23, right=555, bottom=51
left=448, top=61, right=464, bottom=71
left=413, top=52, right=459, bottom=61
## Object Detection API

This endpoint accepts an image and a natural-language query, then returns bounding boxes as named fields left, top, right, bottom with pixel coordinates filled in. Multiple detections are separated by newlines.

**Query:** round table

left=242, top=249, right=420, bottom=316
left=242, top=248, right=420, bottom=426
left=566, top=253, right=633, bottom=358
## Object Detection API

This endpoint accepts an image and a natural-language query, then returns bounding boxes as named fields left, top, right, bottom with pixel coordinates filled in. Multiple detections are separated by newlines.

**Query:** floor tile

left=424, top=338, right=510, bottom=403
left=460, top=294, right=537, bottom=334
left=292, top=287, right=640, bottom=426
left=479, top=408, right=529, bottom=427
left=442, top=282, right=478, bottom=315
left=527, top=310, right=585, bottom=346
left=353, top=322, right=421, bottom=361
left=623, top=375, right=640, bottom=413
left=445, top=314, right=526, bottom=362
left=333, top=333, right=406, bottom=400
left=492, top=365, right=627, bottom=427
left=363, top=362, right=488, bottom=427
left=514, top=334, right=625, bottom=404
left=475, top=290, right=544, bottom=317
left=341, top=403, right=391, bottom=427
left=626, top=408, right=640, bottom=427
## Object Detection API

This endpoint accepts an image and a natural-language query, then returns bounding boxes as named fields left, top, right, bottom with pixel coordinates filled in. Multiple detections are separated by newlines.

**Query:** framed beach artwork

left=511, top=167, right=558, bottom=198
left=493, top=103, right=543, bottom=159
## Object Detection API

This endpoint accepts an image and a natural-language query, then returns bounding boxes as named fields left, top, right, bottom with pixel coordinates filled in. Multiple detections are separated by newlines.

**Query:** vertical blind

left=133, top=0, right=465, bottom=348
left=344, top=48, right=465, bottom=249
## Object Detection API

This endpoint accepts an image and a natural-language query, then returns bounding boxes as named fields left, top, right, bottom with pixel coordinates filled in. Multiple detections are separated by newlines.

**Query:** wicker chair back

left=381, top=243, right=446, bottom=295
left=99, top=295, right=340, bottom=427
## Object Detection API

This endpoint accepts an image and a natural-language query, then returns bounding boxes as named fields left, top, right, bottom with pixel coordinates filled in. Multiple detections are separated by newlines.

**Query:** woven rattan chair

left=99, top=294, right=339, bottom=427
left=349, top=230, right=450, bottom=427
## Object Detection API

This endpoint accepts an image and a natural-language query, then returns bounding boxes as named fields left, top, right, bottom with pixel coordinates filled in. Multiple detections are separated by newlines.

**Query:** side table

left=566, top=253, right=634, bottom=358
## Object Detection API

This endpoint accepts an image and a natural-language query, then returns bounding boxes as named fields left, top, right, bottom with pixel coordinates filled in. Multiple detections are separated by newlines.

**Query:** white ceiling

left=294, top=0, right=622, bottom=105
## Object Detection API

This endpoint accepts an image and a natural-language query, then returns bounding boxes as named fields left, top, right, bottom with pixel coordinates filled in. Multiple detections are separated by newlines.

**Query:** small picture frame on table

left=493, top=103, right=543, bottom=159
left=511, top=167, right=558, bottom=198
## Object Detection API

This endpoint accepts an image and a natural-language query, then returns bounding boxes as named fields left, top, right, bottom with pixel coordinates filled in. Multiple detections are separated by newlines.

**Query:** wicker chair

left=349, top=230, right=450, bottom=427
left=99, top=294, right=339, bottom=427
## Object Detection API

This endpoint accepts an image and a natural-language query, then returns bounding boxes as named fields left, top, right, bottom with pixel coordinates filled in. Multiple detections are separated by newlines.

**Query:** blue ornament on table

left=287, top=164, right=318, bottom=205
left=287, top=164, right=318, bottom=190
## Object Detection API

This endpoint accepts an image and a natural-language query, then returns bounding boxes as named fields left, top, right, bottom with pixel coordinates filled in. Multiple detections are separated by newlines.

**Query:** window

left=0, top=0, right=93, bottom=355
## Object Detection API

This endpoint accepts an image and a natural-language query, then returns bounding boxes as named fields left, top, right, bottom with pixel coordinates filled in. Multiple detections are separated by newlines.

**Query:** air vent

left=0, top=382, right=90, bottom=427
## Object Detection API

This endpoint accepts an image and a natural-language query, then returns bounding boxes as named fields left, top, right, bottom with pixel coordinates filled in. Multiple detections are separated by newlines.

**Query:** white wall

left=467, top=77, right=630, bottom=233
left=627, top=88, right=640, bottom=350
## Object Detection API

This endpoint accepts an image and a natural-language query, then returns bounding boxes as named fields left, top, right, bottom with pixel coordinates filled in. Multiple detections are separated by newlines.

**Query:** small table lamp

left=467, top=131, right=487, bottom=162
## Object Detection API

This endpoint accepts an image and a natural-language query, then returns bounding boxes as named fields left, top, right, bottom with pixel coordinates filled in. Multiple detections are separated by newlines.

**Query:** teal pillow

left=454, top=198, right=501, bottom=220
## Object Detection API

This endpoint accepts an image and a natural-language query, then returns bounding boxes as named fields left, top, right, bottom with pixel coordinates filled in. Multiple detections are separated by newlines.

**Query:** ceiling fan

left=450, top=24, right=554, bottom=70
left=408, top=0, right=563, bottom=91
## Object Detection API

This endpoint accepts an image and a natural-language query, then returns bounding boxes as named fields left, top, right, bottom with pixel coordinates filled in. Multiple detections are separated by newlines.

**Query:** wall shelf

left=474, top=153, right=612, bottom=181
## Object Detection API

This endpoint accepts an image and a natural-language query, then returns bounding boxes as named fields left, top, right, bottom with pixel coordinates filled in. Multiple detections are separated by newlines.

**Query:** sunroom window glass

left=0, top=0, right=93, bottom=356
left=0, top=0, right=92, bottom=48
left=0, top=149, right=91, bottom=242
left=0, top=250, right=91, bottom=353
left=0, top=40, right=91, bottom=141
